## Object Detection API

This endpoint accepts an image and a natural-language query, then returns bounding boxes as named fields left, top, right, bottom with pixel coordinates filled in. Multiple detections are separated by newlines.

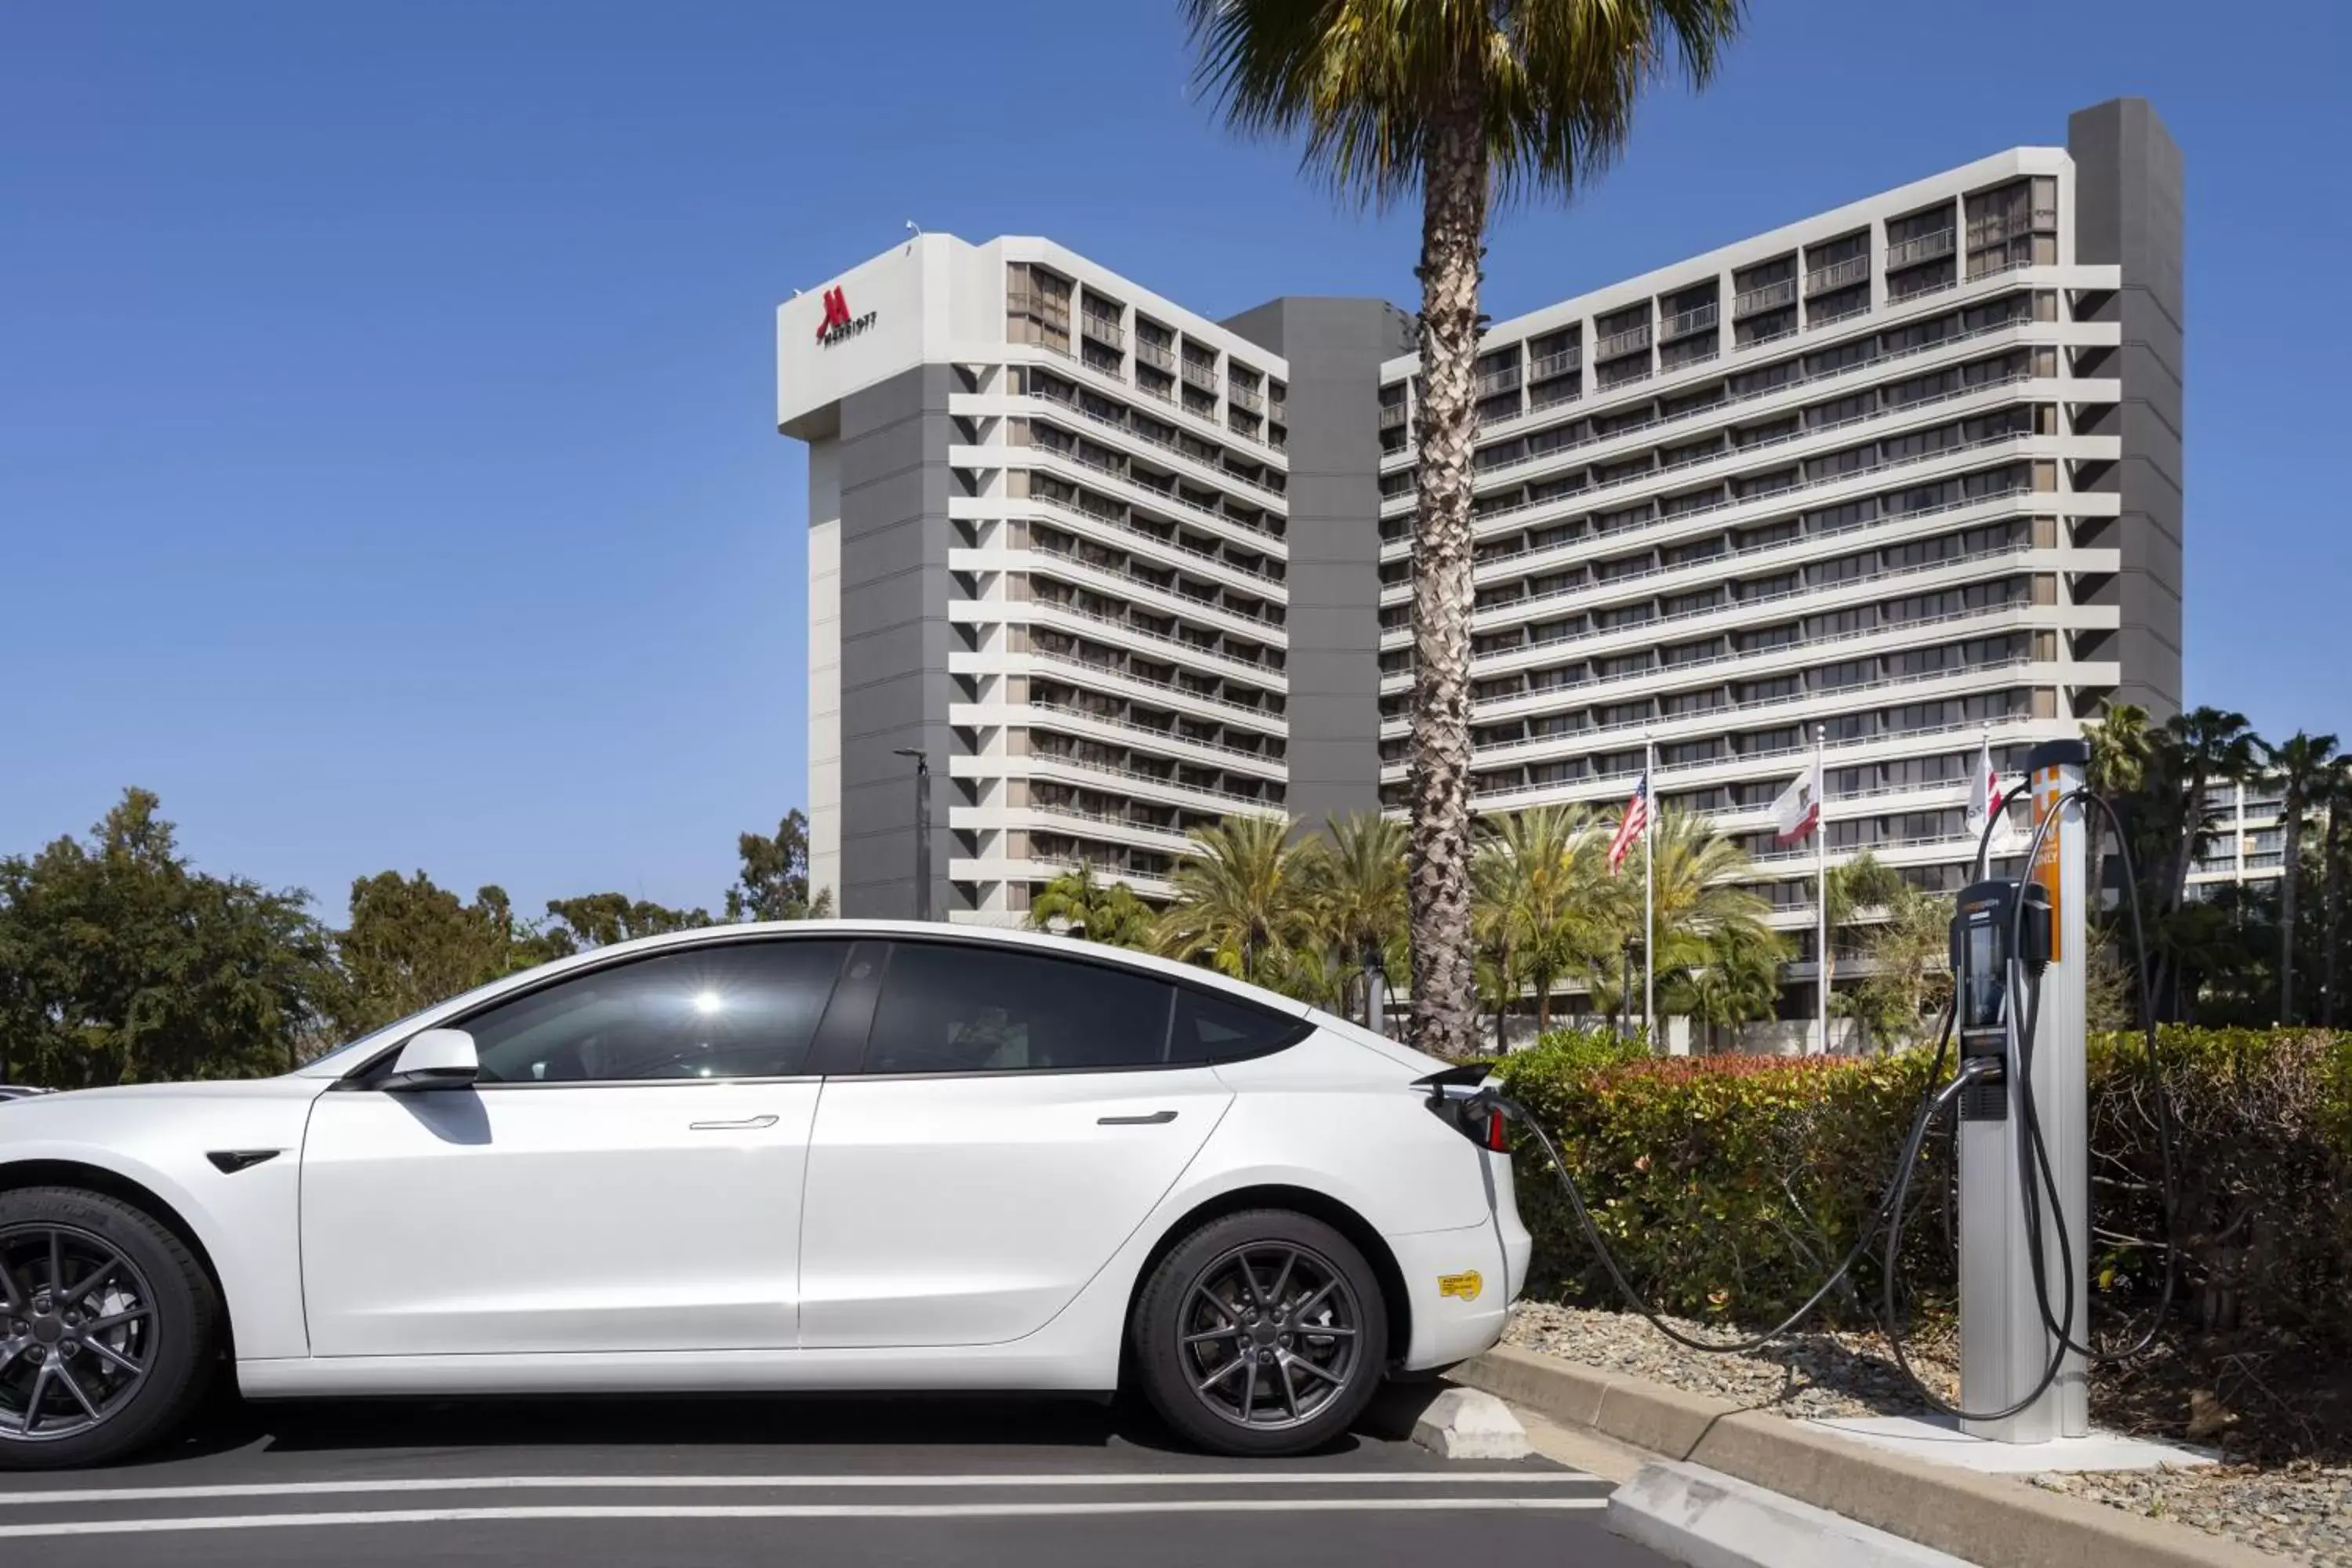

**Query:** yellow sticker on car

left=1436, top=1270, right=1483, bottom=1301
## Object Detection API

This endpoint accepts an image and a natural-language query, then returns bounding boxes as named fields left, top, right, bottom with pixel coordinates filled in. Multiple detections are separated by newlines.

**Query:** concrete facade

left=1222, top=297, right=1419, bottom=833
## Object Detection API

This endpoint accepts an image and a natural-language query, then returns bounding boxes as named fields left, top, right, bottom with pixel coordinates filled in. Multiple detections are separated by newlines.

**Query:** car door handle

left=689, top=1115, right=779, bottom=1131
left=1098, top=1110, right=1178, bottom=1126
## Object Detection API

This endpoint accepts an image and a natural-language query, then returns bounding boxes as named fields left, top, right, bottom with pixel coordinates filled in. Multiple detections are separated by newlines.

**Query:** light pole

left=892, top=747, right=931, bottom=922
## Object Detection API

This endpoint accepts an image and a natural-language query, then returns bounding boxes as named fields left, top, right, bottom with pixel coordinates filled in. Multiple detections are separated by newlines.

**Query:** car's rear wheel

left=1131, top=1209, right=1388, bottom=1457
left=0, top=1187, right=220, bottom=1468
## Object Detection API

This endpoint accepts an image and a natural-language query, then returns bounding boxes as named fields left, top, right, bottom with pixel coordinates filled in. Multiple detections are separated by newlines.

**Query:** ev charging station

left=1952, top=738, right=2091, bottom=1443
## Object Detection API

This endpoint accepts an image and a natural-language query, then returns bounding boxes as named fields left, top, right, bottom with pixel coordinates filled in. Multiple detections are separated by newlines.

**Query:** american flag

left=1607, top=771, right=1650, bottom=876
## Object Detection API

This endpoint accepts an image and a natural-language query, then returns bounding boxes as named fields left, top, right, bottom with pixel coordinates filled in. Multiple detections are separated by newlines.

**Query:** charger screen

left=1962, top=920, right=2004, bottom=1031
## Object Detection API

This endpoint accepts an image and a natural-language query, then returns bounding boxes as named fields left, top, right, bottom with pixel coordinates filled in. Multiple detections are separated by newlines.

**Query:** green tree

left=1475, top=805, right=1613, bottom=1033
left=2267, top=729, right=2339, bottom=1023
left=1582, top=811, right=1774, bottom=1039
left=1303, top=812, right=1410, bottom=1022
left=1663, top=921, right=1784, bottom=1054
left=335, top=871, right=558, bottom=1038
left=543, top=893, right=712, bottom=952
left=0, top=789, right=335, bottom=1086
left=725, top=808, right=833, bottom=922
left=2161, top=707, right=2260, bottom=918
left=1026, top=864, right=1156, bottom=949
left=1838, top=880, right=1954, bottom=1052
left=1184, top=0, right=1744, bottom=1058
left=2083, top=700, right=2153, bottom=909
left=1154, top=815, right=1319, bottom=989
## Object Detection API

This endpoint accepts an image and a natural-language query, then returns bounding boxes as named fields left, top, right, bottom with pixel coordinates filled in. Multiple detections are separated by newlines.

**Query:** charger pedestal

left=1957, top=738, right=2089, bottom=1443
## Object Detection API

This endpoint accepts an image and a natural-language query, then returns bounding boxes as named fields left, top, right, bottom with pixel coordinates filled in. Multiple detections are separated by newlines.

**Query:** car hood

left=0, top=1077, right=328, bottom=1136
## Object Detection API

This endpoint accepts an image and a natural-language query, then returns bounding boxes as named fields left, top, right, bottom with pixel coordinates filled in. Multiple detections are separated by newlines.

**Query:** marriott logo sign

left=814, top=286, right=877, bottom=347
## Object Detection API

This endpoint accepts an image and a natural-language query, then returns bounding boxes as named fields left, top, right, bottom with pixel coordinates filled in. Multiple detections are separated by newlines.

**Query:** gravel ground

left=1504, top=1301, right=2352, bottom=1566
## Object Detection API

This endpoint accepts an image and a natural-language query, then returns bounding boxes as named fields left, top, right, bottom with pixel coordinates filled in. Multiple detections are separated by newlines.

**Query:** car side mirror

left=382, top=1028, right=480, bottom=1092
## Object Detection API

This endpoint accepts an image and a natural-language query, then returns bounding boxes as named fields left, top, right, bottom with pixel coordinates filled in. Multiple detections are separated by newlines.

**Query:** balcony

left=1230, top=383, right=1264, bottom=412
left=1135, top=339, right=1175, bottom=372
left=1080, top=314, right=1125, bottom=351
left=1966, top=208, right=2059, bottom=248
left=1659, top=303, right=1719, bottom=343
left=1885, top=228, right=1956, bottom=270
left=1028, top=644, right=1285, bottom=725
left=1529, top=347, right=1581, bottom=380
left=1180, top=358, right=1220, bottom=392
left=1593, top=323, right=1653, bottom=361
left=1029, top=748, right=1286, bottom=813
left=1475, top=365, right=1523, bottom=397
left=1269, top=399, right=1286, bottom=424
left=1028, top=597, right=1286, bottom=681
left=1802, top=256, right=1869, bottom=297
left=1007, top=289, right=1070, bottom=328
left=1380, top=403, right=1409, bottom=429
left=1733, top=278, right=1797, bottom=318
left=1029, top=699, right=1286, bottom=768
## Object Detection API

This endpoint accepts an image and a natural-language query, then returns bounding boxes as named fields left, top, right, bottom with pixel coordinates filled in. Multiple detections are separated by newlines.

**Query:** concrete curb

left=1612, top=1460, right=1979, bottom=1568
left=1457, top=1344, right=2269, bottom=1568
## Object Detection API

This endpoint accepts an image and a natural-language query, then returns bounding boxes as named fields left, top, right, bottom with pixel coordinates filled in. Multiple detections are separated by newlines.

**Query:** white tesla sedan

left=0, top=922, right=1529, bottom=1467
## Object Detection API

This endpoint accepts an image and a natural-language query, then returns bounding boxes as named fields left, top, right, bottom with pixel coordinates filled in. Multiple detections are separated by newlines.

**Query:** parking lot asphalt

left=0, top=1385, right=1668, bottom=1566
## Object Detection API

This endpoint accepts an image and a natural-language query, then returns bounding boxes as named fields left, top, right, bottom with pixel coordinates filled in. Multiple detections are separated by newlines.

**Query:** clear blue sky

left=4, top=1, right=2345, bottom=920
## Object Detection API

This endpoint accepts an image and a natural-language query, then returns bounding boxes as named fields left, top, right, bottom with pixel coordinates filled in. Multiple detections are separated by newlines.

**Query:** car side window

left=1170, top=985, right=1313, bottom=1064
left=863, top=942, right=1176, bottom=1074
left=456, top=940, right=851, bottom=1084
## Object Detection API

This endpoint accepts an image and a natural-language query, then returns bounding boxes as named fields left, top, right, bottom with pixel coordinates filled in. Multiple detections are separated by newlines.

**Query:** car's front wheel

left=1131, top=1209, right=1388, bottom=1457
left=0, top=1187, right=220, bottom=1468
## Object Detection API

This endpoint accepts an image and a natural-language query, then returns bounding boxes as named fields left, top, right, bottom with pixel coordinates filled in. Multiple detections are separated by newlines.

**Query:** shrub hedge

left=1494, top=1025, right=2352, bottom=1347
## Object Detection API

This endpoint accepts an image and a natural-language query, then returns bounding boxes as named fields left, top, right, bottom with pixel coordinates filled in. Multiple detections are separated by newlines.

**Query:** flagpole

left=1643, top=733, right=1656, bottom=1051
left=1816, top=723, right=1829, bottom=1056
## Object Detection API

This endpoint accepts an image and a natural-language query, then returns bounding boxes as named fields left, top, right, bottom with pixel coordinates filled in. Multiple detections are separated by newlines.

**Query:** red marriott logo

left=814, top=285, right=877, bottom=347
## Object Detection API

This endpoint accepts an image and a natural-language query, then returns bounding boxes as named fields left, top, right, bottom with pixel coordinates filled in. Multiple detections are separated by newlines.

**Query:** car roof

left=296, top=920, right=1316, bottom=1077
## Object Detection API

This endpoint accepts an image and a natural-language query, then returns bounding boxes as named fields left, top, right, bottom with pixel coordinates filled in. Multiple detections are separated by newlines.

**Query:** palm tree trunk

left=2325, top=804, right=2343, bottom=1029
left=1403, top=91, right=1487, bottom=1061
left=2281, top=799, right=2303, bottom=1024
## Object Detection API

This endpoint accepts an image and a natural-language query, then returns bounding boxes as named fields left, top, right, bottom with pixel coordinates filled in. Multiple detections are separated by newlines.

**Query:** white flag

left=1965, top=738, right=2018, bottom=853
left=1773, top=758, right=1822, bottom=844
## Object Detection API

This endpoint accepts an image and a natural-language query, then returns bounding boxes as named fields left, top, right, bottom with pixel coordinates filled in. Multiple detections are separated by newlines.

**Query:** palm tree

left=1183, top=0, right=1744, bottom=1058
left=2161, top=707, right=2260, bottom=917
left=2083, top=701, right=2153, bottom=909
left=1664, top=922, right=1784, bottom=1054
left=1469, top=834, right=1523, bottom=1049
left=1624, top=811, right=1777, bottom=1046
left=1479, top=805, right=1614, bottom=1033
left=1154, top=815, right=1320, bottom=989
left=1303, top=812, right=1409, bottom=1021
left=1025, top=864, right=1154, bottom=949
left=2267, top=730, right=2340, bottom=1023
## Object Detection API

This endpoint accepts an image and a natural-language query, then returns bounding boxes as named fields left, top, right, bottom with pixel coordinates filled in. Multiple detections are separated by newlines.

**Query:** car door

left=797, top=938, right=1260, bottom=1349
left=299, top=936, right=851, bottom=1358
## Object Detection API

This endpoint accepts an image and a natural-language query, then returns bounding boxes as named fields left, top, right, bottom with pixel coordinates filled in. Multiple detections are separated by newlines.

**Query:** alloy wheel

left=1178, top=1241, right=1363, bottom=1432
left=0, top=1224, right=158, bottom=1443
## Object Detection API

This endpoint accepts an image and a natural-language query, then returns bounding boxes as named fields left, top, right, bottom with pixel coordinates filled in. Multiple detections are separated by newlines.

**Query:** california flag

left=1965, top=737, right=2018, bottom=851
left=1772, top=758, right=1823, bottom=845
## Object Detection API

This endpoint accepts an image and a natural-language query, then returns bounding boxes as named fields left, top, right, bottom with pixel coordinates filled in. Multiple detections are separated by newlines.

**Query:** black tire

left=0, top=1186, right=220, bottom=1468
left=1131, top=1209, right=1388, bottom=1457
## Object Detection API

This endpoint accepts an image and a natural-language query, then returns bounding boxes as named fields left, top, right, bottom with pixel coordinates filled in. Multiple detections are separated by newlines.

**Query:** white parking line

left=0, top=1470, right=1599, bottom=1507
left=0, top=1497, right=1612, bottom=1538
